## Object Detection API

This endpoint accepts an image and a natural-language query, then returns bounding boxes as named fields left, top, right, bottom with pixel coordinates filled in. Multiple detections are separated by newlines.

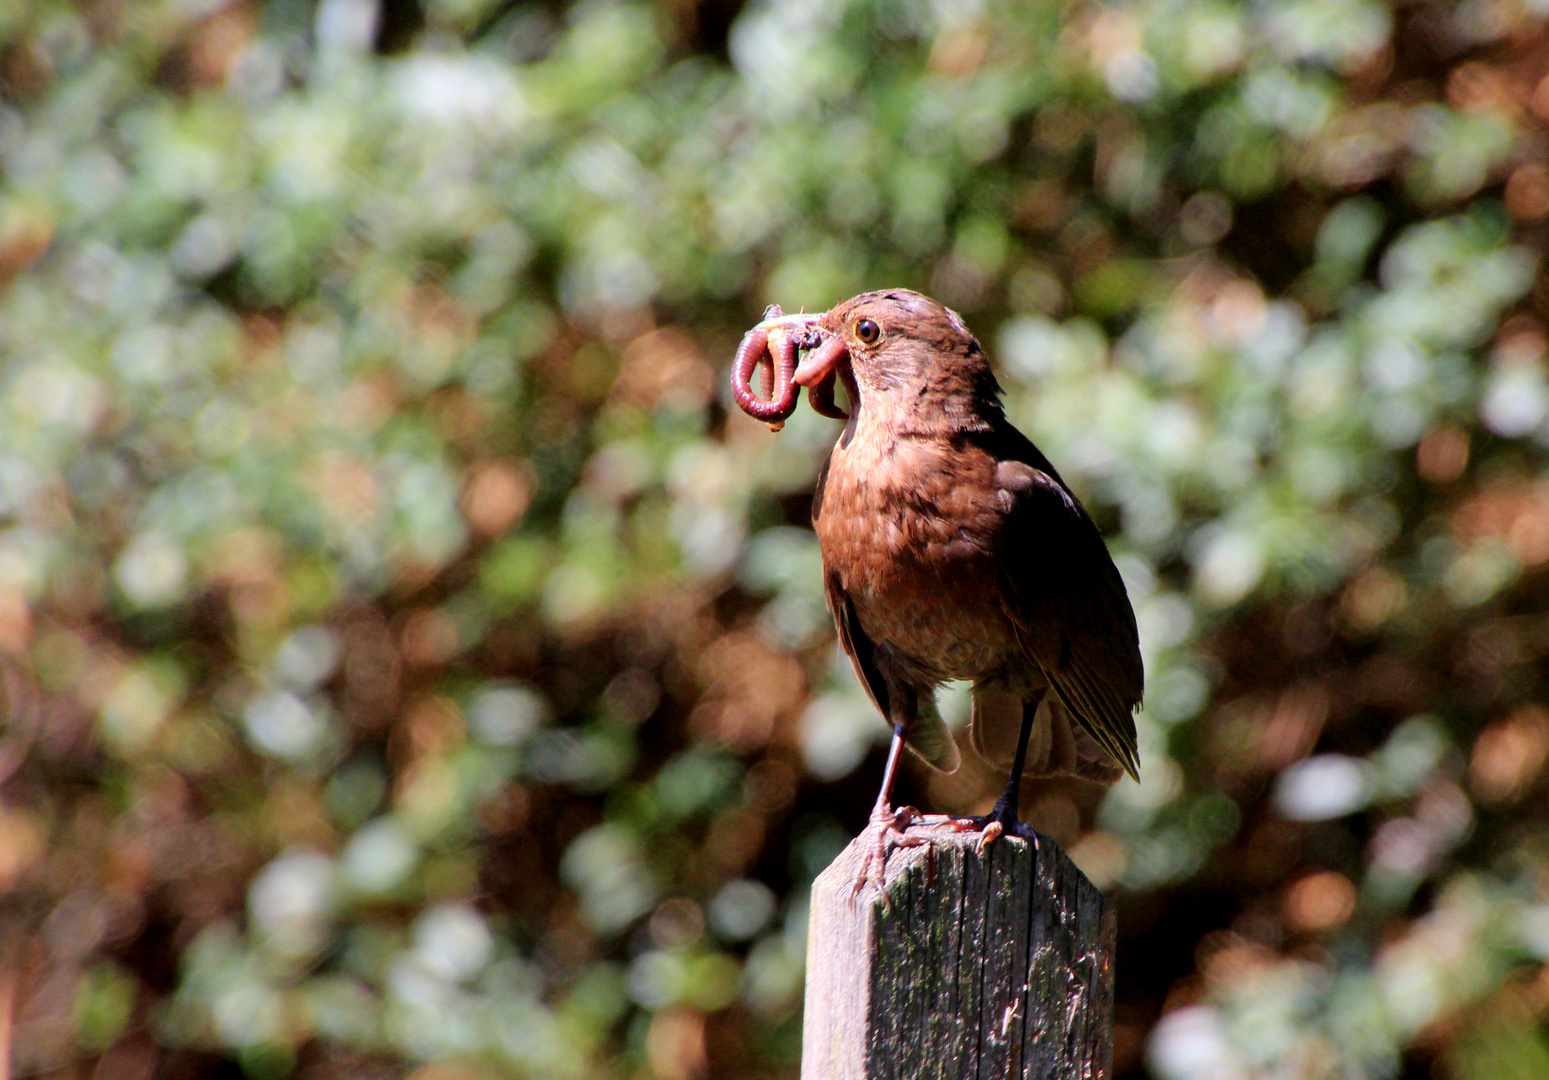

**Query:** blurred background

left=3, top=0, right=1549, bottom=1077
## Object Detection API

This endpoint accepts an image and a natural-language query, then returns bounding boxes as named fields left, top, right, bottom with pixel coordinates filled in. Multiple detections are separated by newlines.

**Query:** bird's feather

left=824, top=570, right=961, bottom=773
left=799, top=288, right=1136, bottom=788
left=970, top=683, right=1125, bottom=782
left=902, top=695, right=958, bottom=772
left=987, top=438, right=1142, bottom=780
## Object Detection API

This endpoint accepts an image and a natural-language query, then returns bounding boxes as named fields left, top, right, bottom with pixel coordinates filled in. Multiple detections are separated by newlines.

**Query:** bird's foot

left=851, top=804, right=927, bottom=903
left=947, top=814, right=1042, bottom=854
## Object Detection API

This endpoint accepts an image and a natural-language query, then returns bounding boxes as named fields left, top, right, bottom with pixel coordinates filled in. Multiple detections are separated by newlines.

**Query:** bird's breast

left=815, top=431, right=1020, bottom=680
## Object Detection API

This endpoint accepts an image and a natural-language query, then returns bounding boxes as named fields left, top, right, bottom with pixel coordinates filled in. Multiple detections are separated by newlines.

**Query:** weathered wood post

left=801, top=826, right=1114, bottom=1080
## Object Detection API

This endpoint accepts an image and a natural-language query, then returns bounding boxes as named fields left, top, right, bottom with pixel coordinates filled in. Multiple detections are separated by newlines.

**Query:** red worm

left=730, top=325, right=800, bottom=428
left=808, top=370, right=849, bottom=420
left=801, top=335, right=851, bottom=420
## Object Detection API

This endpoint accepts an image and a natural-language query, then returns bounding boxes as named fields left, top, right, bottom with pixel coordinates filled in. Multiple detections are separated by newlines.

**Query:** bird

left=746, top=289, right=1142, bottom=887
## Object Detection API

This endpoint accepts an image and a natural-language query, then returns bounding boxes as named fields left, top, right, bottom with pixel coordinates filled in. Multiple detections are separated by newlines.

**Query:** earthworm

left=730, top=306, right=801, bottom=429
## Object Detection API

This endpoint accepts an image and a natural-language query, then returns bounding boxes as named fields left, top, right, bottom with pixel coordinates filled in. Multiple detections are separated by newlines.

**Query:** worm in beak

left=730, top=307, right=847, bottom=428
left=792, top=333, right=849, bottom=420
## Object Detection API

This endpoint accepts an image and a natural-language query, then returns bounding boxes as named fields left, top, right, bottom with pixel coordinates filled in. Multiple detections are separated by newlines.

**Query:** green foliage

left=5, top=0, right=1549, bottom=1077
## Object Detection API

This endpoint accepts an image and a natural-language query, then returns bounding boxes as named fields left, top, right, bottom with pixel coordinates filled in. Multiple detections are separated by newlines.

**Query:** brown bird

left=743, top=289, right=1141, bottom=883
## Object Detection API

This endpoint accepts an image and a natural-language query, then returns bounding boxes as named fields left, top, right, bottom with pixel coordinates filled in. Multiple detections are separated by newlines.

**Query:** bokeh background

left=4, top=0, right=1549, bottom=1077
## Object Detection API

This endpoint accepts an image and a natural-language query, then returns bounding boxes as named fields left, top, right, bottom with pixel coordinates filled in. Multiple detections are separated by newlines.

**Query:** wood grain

left=801, top=827, right=1114, bottom=1080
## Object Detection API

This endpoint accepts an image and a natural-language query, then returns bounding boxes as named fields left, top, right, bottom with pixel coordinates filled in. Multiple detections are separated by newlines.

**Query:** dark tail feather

left=904, top=697, right=960, bottom=772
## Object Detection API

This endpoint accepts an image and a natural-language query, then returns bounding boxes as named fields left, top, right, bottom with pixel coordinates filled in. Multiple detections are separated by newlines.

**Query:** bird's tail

left=971, top=688, right=1123, bottom=784
left=904, top=697, right=960, bottom=772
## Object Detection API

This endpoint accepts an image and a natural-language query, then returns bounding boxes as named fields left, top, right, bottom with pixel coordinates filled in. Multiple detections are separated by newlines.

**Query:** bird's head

left=753, top=289, right=1003, bottom=433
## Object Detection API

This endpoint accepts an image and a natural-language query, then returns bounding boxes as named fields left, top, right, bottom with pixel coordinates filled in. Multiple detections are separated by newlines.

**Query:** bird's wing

left=823, top=570, right=960, bottom=773
left=990, top=436, right=1142, bottom=780
left=823, top=571, right=889, bottom=719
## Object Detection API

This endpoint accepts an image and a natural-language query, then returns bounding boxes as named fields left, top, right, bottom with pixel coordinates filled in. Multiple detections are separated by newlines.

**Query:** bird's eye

left=855, top=318, right=881, bottom=345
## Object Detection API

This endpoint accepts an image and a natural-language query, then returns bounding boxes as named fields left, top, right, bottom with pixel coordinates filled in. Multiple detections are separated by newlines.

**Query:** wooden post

left=801, top=826, right=1114, bottom=1080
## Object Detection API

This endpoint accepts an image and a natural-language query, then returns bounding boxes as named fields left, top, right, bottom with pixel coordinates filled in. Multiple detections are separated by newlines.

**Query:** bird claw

left=947, top=814, right=1041, bottom=854
left=851, top=804, right=926, bottom=905
left=848, top=809, right=1042, bottom=904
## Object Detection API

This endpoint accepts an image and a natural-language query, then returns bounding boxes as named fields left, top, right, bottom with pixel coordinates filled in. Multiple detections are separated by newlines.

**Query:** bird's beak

left=792, top=333, right=848, bottom=388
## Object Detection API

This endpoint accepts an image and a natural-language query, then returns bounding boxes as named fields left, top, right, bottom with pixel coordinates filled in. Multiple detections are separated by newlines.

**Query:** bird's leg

left=852, top=722, right=926, bottom=900
left=958, top=698, right=1042, bottom=853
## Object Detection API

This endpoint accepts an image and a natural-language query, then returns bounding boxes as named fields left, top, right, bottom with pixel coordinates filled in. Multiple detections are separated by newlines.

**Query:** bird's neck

left=851, top=366, right=1004, bottom=442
